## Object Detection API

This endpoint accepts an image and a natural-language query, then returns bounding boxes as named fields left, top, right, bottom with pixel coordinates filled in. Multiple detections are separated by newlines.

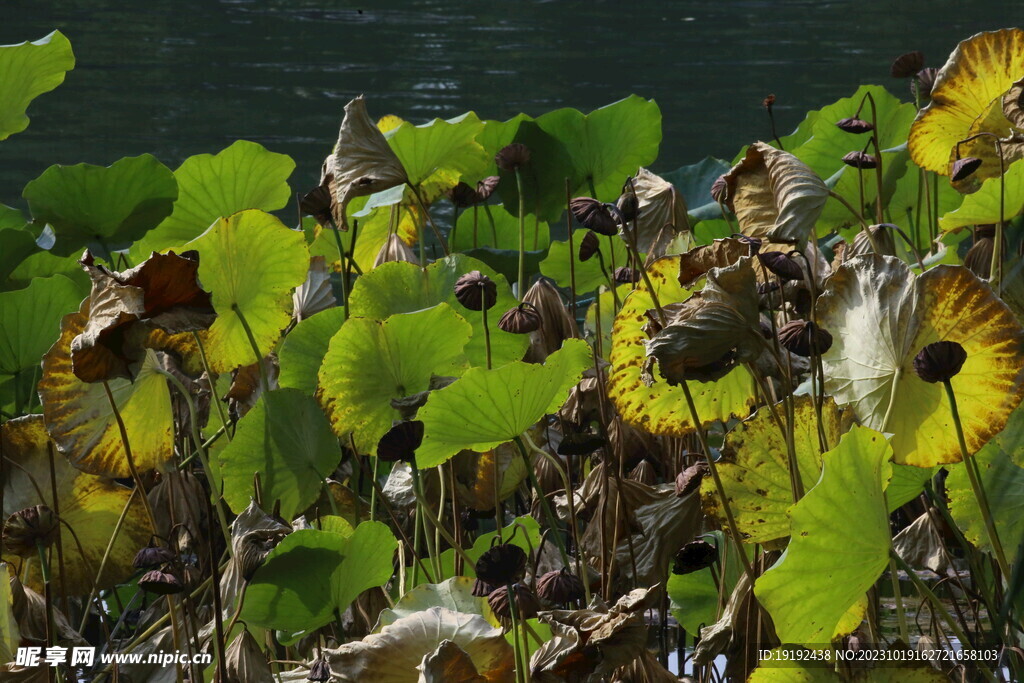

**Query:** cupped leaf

left=947, top=440, right=1024, bottom=558
left=318, top=304, right=472, bottom=454
left=450, top=205, right=550, bottom=252
left=539, top=228, right=633, bottom=293
left=278, top=307, right=346, bottom=394
left=909, top=28, right=1024, bottom=175
left=131, top=140, right=295, bottom=259
left=817, top=255, right=1024, bottom=466
left=243, top=521, right=397, bottom=635
left=1, top=415, right=149, bottom=594
left=701, top=397, right=849, bottom=548
left=607, top=255, right=755, bottom=436
left=0, top=31, right=74, bottom=141
left=219, top=388, right=340, bottom=520
left=415, top=339, right=592, bottom=469
left=185, top=209, right=309, bottom=373
left=754, top=427, right=894, bottom=647
left=386, top=112, right=488, bottom=201
left=938, top=158, right=1024, bottom=231
left=374, top=577, right=496, bottom=631
left=624, top=167, right=691, bottom=257
left=23, top=155, right=177, bottom=255
left=348, top=255, right=527, bottom=368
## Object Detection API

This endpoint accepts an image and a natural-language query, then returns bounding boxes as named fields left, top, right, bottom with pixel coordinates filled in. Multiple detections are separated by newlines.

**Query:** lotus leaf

left=185, top=209, right=309, bottom=373
left=386, top=111, right=489, bottom=202
left=348, top=255, right=526, bottom=368
left=667, top=531, right=747, bottom=633
left=436, top=517, right=542, bottom=583
left=623, top=167, right=691, bottom=257
left=219, top=388, right=340, bottom=519
left=539, top=229, right=633, bottom=293
left=947, top=442, right=1024, bottom=558
left=415, top=338, right=591, bottom=468
left=477, top=113, right=530, bottom=176
left=1, top=415, right=149, bottom=593
left=661, top=156, right=731, bottom=223
left=23, top=155, right=177, bottom=256
left=938, top=158, right=1024, bottom=232
left=0, top=228, right=39, bottom=283
left=607, top=255, right=755, bottom=436
left=243, top=521, right=397, bottom=635
left=450, top=205, right=550, bottom=252
left=0, top=31, right=74, bottom=141
left=277, top=307, right=346, bottom=394
left=909, top=28, right=1024, bottom=176
left=374, top=576, right=496, bottom=631
left=754, top=426, right=894, bottom=647
left=584, top=283, right=631, bottom=360
left=318, top=303, right=471, bottom=454
left=817, top=255, right=1024, bottom=466
left=292, top=256, right=335, bottom=321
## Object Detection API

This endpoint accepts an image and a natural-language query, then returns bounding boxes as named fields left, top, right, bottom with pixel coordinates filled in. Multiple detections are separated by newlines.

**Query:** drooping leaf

left=374, top=577, right=496, bottom=631
left=219, top=388, right=340, bottom=520
left=754, top=427, right=894, bottom=647
left=23, top=155, right=178, bottom=255
left=1, top=415, right=150, bottom=594
left=185, top=209, right=309, bottom=373
left=938, top=159, right=1024, bottom=232
left=817, top=255, right=1024, bottom=466
left=292, top=256, right=335, bottom=321
left=622, top=167, right=691, bottom=258
left=243, top=521, right=397, bottom=635
left=348, top=255, right=527, bottom=368
left=947, top=440, right=1024, bottom=558
left=318, top=304, right=472, bottom=455
left=607, top=255, right=756, bottom=436
left=131, top=140, right=295, bottom=259
left=415, top=339, right=592, bottom=468
left=0, top=31, right=74, bottom=141
left=278, top=307, right=346, bottom=394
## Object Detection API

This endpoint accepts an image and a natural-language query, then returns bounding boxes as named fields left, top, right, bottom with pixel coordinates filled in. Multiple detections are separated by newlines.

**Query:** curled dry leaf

left=373, top=232, right=418, bottom=267
left=621, top=167, right=691, bottom=259
left=722, top=141, right=828, bottom=248
left=322, top=95, right=409, bottom=228
left=1004, top=75, right=1024, bottom=130
left=817, top=255, right=1024, bottom=466
left=522, top=277, right=579, bottom=363
left=292, top=256, right=336, bottom=322
left=224, top=629, right=274, bottom=683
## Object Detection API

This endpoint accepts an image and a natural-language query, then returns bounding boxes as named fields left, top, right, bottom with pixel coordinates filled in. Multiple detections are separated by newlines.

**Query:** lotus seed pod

left=2, top=505, right=59, bottom=559
left=913, top=341, right=967, bottom=383
left=495, top=143, right=531, bottom=171
left=376, top=420, right=424, bottom=463
left=132, top=544, right=177, bottom=570
left=835, top=117, right=875, bottom=134
left=487, top=583, right=540, bottom=620
left=842, top=150, right=879, bottom=169
left=474, top=543, right=527, bottom=586
left=757, top=251, right=804, bottom=282
left=578, top=230, right=601, bottom=262
left=569, top=197, right=618, bottom=236
left=497, top=303, right=542, bottom=334
left=891, top=50, right=925, bottom=78
left=536, top=567, right=585, bottom=604
left=672, top=540, right=719, bottom=575
left=138, top=569, right=183, bottom=595
left=454, top=270, right=497, bottom=311
left=777, top=319, right=834, bottom=357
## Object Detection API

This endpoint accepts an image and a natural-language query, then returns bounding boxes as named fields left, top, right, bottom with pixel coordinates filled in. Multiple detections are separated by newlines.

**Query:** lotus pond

left=2, top=25, right=1024, bottom=683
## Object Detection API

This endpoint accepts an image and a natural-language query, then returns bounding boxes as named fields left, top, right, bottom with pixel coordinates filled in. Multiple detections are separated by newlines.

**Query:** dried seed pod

left=488, top=583, right=540, bottom=620
left=569, top=197, right=618, bottom=236
left=672, top=540, right=719, bottom=575
left=964, top=228, right=996, bottom=279
left=835, top=117, right=875, bottom=134
left=307, top=657, right=332, bottom=682
left=536, top=568, right=585, bottom=604
left=915, top=67, right=939, bottom=99
left=2, top=505, right=59, bottom=558
left=891, top=50, right=925, bottom=78
left=710, top=175, right=729, bottom=204
left=497, top=303, right=541, bottom=334
left=300, top=180, right=335, bottom=227
left=913, top=341, right=967, bottom=383
left=617, top=191, right=639, bottom=222
left=842, top=151, right=878, bottom=169
left=757, top=251, right=804, bottom=282
left=475, top=543, right=527, bottom=586
left=578, top=230, right=601, bottom=262
left=454, top=270, right=497, bottom=311
left=447, top=182, right=479, bottom=208
left=471, top=578, right=496, bottom=597
left=133, top=543, right=177, bottom=570
left=675, top=461, right=709, bottom=497
left=376, top=420, right=424, bottom=462
left=777, top=319, right=834, bottom=357
left=951, top=156, right=983, bottom=182
left=613, top=266, right=640, bottom=284
left=629, top=459, right=657, bottom=485
left=495, top=143, right=531, bottom=172
left=138, top=569, right=183, bottom=595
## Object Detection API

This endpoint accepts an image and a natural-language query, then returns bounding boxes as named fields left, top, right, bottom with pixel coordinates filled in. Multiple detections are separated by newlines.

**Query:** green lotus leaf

left=0, top=562, right=17, bottom=662
left=243, top=521, right=397, bottom=635
left=496, top=117, right=577, bottom=222
left=0, top=203, right=25, bottom=229
left=607, top=255, right=756, bottom=436
left=219, top=388, right=340, bottom=520
left=0, top=274, right=80, bottom=383
left=309, top=199, right=421, bottom=275
left=661, top=157, right=732, bottom=223
left=4, top=247, right=91, bottom=294
left=701, top=397, right=849, bottom=548
left=185, top=209, right=309, bottom=373
left=817, top=255, right=1024, bottom=467
left=318, top=303, right=472, bottom=455
left=348, top=255, right=527, bottom=368
left=815, top=145, right=911, bottom=236
left=693, top=217, right=734, bottom=245
left=0, top=227, right=37, bottom=282
left=540, top=228, right=633, bottom=293
left=386, top=112, right=488, bottom=201
left=477, top=113, right=530, bottom=176
left=938, top=159, right=1024, bottom=232
left=415, top=339, right=591, bottom=468
left=1, top=415, right=150, bottom=594
left=884, top=160, right=964, bottom=248
left=754, top=426, right=894, bottom=647
left=667, top=530, right=748, bottom=634
left=450, top=205, right=550, bottom=252
left=278, top=307, right=346, bottom=394
left=374, top=576, right=497, bottom=632
left=23, top=154, right=177, bottom=255
left=131, top=140, right=295, bottom=260
left=947, top=440, right=1024, bottom=558
left=0, top=31, right=74, bottom=141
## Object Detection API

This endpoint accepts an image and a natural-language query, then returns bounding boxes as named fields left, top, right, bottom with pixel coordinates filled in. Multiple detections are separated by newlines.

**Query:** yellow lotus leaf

left=38, top=299, right=198, bottom=477
left=908, top=28, right=1024, bottom=176
left=817, top=254, right=1024, bottom=466
left=1, top=416, right=149, bottom=594
left=946, top=95, right=1024, bottom=194
left=608, top=255, right=755, bottom=436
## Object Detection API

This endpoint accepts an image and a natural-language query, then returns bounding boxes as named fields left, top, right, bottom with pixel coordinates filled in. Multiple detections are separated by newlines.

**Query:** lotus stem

left=515, top=168, right=526, bottom=299
left=506, top=582, right=527, bottom=683
left=956, top=132, right=1006, bottom=294
left=514, top=436, right=571, bottom=570
left=565, top=179, right=579, bottom=324
left=482, top=203, right=499, bottom=245
left=102, top=381, right=159, bottom=534
left=78, top=487, right=138, bottom=633
left=861, top=92, right=886, bottom=224
left=191, top=332, right=231, bottom=441
left=409, top=463, right=475, bottom=568
left=407, top=182, right=450, bottom=256
left=231, top=304, right=269, bottom=394
left=481, top=302, right=493, bottom=370
left=888, top=555, right=910, bottom=644
left=827, top=189, right=881, bottom=254
left=942, top=380, right=1011, bottom=580
left=328, top=221, right=350, bottom=319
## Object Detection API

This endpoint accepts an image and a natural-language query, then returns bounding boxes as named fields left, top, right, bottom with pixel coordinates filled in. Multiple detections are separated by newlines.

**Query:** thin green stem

left=514, top=169, right=526, bottom=299
left=513, top=436, right=571, bottom=570
left=231, top=304, right=269, bottom=394
left=191, top=332, right=231, bottom=441
left=102, top=381, right=159, bottom=534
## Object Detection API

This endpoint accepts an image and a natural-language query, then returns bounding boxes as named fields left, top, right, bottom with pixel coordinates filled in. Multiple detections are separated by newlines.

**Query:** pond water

left=2, top=1, right=1011, bottom=204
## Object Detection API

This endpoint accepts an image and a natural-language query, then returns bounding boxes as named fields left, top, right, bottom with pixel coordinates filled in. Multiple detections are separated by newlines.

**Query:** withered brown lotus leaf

left=620, top=167, right=691, bottom=257
left=374, top=232, right=419, bottom=267
left=322, top=95, right=409, bottom=228
left=418, top=640, right=488, bottom=683
left=677, top=238, right=750, bottom=287
left=846, top=224, right=897, bottom=260
left=300, top=178, right=334, bottom=227
left=964, top=230, right=996, bottom=278
left=224, top=630, right=274, bottom=683
left=628, top=459, right=657, bottom=485
left=891, top=51, right=925, bottom=78
left=9, top=575, right=87, bottom=648
left=522, top=278, right=578, bottom=363
left=675, top=461, right=708, bottom=497
left=722, top=141, right=828, bottom=248
left=72, top=249, right=214, bottom=382
left=226, top=354, right=280, bottom=418
left=1004, top=75, right=1024, bottom=129
left=147, top=469, right=209, bottom=554
left=292, top=256, right=336, bottom=322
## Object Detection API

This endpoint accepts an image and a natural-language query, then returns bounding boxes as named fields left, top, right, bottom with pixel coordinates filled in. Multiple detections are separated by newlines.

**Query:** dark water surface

left=1, top=0, right=1006, bottom=205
